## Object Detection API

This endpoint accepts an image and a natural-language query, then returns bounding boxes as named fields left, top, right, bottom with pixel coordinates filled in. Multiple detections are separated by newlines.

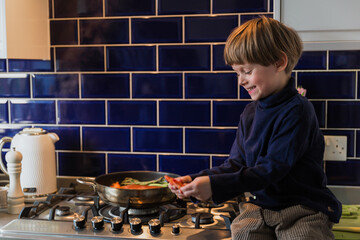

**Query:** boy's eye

left=245, top=70, right=252, bottom=74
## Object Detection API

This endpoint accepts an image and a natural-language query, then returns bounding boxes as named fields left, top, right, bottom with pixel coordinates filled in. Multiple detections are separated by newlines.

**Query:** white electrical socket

left=323, top=135, right=347, bottom=161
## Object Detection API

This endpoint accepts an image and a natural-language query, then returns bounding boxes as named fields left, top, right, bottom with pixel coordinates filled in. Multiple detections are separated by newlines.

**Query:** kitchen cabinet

left=0, top=0, right=50, bottom=60
left=274, top=0, right=360, bottom=50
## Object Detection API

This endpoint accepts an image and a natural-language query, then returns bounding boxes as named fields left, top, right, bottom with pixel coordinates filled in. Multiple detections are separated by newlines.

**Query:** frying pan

left=77, top=171, right=179, bottom=208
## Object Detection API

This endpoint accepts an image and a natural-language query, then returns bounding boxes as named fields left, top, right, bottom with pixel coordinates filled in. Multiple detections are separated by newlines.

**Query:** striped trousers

left=231, top=203, right=335, bottom=240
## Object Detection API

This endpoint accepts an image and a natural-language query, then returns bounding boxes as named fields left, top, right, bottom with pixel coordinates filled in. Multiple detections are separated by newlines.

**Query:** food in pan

left=164, top=175, right=184, bottom=188
left=110, top=176, right=168, bottom=189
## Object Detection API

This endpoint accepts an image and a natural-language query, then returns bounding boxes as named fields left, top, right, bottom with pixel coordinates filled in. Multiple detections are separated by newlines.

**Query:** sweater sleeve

left=208, top=101, right=317, bottom=204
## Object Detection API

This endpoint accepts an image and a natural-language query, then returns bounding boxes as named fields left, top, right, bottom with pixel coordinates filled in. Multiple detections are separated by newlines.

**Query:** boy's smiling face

left=232, top=61, right=288, bottom=101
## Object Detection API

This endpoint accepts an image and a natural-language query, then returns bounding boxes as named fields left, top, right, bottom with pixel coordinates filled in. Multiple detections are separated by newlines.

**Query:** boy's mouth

left=247, top=86, right=256, bottom=94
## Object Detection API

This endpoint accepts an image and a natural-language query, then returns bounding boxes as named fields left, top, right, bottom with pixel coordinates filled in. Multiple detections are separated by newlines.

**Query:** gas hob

left=0, top=184, right=238, bottom=239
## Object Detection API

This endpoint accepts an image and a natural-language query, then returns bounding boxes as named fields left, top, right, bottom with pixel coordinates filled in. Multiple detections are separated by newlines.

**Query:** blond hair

left=224, top=17, right=302, bottom=74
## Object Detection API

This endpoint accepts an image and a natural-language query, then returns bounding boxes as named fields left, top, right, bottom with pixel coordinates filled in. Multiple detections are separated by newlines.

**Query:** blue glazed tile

left=186, top=128, right=236, bottom=154
left=240, top=87, right=251, bottom=99
left=33, top=74, right=79, bottom=98
left=49, top=0, right=52, bottom=18
left=158, top=0, right=210, bottom=15
left=159, top=45, right=210, bottom=71
left=185, top=73, right=237, bottom=99
left=213, top=44, right=232, bottom=70
left=82, top=74, right=129, bottom=98
left=322, top=130, right=354, bottom=158
left=133, top=128, right=182, bottom=153
left=357, top=131, right=360, bottom=158
left=0, top=75, right=30, bottom=97
left=108, top=154, right=156, bottom=172
left=0, top=101, right=8, bottom=123
left=132, top=73, right=182, bottom=98
left=132, top=18, right=182, bottom=43
left=105, top=0, right=155, bottom=16
left=0, top=59, right=6, bottom=71
left=212, top=156, right=227, bottom=167
left=50, top=20, right=78, bottom=45
left=58, top=152, right=105, bottom=177
left=329, top=50, right=360, bottom=69
left=295, top=51, right=327, bottom=70
left=54, top=0, right=103, bottom=18
left=83, top=127, right=130, bottom=151
left=107, top=46, right=156, bottom=71
left=326, top=160, right=360, bottom=186
left=159, top=155, right=210, bottom=176
left=159, top=101, right=210, bottom=126
left=327, top=101, right=360, bottom=128
left=11, top=100, right=56, bottom=124
left=8, top=59, right=53, bottom=72
left=298, top=72, right=356, bottom=99
left=80, top=19, right=129, bottom=44
left=58, top=100, right=105, bottom=124
left=213, top=0, right=267, bottom=13
left=185, top=16, right=238, bottom=43
left=39, top=126, right=81, bottom=150
left=310, top=101, right=325, bottom=128
left=240, top=14, right=273, bottom=24
left=213, top=101, right=251, bottom=126
left=56, top=47, right=104, bottom=72
left=108, top=101, right=156, bottom=125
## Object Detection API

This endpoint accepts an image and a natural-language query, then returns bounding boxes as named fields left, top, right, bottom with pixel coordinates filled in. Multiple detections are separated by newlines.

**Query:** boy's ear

left=275, top=52, right=288, bottom=72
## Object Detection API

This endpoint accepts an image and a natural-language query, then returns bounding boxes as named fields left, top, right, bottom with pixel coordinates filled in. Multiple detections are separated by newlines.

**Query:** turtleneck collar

left=258, top=77, right=298, bottom=109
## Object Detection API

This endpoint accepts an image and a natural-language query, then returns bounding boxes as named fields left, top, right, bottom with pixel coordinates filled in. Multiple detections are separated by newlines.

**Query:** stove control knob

left=91, top=216, right=104, bottom=230
left=73, top=214, right=86, bottom=229
left=111, top=216, right=123, bottom=232
left=148, top=219, right=161, bottom=234
left=172, top=223, right=180, bottom=234
left=130, top=217, right=142, bottom=233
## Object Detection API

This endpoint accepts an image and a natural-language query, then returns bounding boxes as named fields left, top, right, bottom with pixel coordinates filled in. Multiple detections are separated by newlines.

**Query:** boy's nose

left=238, top=75, right=246, bottom=85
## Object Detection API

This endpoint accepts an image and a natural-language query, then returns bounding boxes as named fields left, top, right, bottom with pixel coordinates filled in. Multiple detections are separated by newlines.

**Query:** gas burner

left=191, top=212, right=214, bottom=224
left=76, top=196, right=94, bottom=201
left=116, top=206, right=159, bottom=216
left=197, top=202, right=224, bottom=208
left=55, top=206, right=72, bottom=216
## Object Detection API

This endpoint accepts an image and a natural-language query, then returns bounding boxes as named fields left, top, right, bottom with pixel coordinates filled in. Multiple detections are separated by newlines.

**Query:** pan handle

left=76, top=177, right=96, bottom=191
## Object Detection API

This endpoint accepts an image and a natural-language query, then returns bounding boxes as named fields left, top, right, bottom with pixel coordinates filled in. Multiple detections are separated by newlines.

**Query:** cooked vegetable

left=111, top=184, right=162, bottom=189
left=164, top=175, right=184, bottom=188
left=110, top=176, right=168, bottom=189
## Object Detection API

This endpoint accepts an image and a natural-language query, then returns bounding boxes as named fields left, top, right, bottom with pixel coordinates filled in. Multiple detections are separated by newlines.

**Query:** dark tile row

left=2, top=100, right=360, bottom=129
left=0, top=100, right=249, bottom=126
left=2, top=71, right=359, bottom=100
left=52, top=0, right=268, bottom=18
left=0, top=126, right=235, bottom=154
left=58, top=152, right=219, bottom=177
left=51, top=16, right=238, bottom=45
left=0, top=73, right=238, bottom=99
left=5, top=49, right=360, bottom=72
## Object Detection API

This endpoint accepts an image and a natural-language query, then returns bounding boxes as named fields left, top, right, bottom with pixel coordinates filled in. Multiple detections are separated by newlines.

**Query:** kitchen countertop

left=0, top=209, right=17, bottom=227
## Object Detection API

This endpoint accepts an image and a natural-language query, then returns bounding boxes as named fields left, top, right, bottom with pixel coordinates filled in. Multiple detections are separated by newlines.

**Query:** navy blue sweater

left=190, top=78, right=342, bottom=223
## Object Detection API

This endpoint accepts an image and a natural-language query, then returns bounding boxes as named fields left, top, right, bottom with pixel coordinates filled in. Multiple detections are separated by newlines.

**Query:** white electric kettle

left=0, top=128, right=59, bottom=197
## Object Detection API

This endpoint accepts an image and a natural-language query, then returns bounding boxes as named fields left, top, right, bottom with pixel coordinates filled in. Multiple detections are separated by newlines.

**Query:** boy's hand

left=180, top=176, right=212, bottom=202
left=167, top=175, right=192, bottom=197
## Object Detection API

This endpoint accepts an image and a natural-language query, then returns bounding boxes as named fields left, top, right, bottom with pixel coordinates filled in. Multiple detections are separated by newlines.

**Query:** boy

left=168, top=17, right=341, bottom=239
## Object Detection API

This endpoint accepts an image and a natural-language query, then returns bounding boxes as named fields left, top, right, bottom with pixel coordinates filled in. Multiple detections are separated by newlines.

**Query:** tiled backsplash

left=0, top=0, right=359, bottom=186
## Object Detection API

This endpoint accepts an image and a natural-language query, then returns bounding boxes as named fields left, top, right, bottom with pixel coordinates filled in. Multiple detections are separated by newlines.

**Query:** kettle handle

left=0, top=137, right=13, bottom=175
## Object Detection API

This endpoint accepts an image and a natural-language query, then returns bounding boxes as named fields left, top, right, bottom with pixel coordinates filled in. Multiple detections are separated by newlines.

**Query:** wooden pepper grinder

left=5, top=147, right=25, bottom=214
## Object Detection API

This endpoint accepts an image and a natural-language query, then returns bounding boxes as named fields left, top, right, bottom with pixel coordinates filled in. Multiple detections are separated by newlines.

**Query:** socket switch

left=323, top=135, right=347, bottom=161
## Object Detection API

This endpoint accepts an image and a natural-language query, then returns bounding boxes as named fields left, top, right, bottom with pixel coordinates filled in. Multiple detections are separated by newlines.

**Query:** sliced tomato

left=164, top=175, right=184, bottom=188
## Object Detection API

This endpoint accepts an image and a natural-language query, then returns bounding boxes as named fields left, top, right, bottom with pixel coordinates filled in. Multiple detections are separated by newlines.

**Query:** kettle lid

left=19, top=128, right=47, bottom=136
